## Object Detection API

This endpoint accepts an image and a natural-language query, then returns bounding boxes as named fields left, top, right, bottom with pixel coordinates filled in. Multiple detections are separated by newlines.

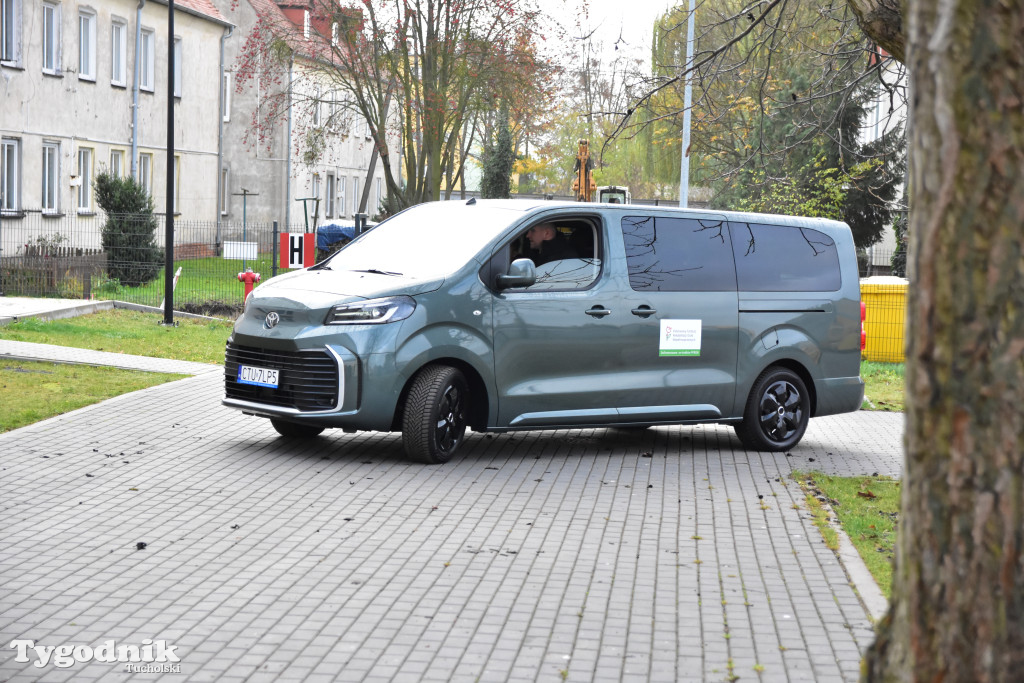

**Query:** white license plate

left=237, top=365, right=279, bottom=388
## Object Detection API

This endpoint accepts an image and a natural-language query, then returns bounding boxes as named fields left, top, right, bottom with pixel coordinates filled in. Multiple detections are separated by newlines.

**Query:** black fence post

left=272, top=221, right=278, bottom=279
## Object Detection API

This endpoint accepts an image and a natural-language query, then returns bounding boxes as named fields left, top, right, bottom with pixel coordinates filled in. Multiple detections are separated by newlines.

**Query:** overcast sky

left=548, top=0, right=675, bottom=66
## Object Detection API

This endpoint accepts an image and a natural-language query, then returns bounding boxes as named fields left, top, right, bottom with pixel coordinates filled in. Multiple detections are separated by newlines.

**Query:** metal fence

left=0, top=210, right=315, bottom=314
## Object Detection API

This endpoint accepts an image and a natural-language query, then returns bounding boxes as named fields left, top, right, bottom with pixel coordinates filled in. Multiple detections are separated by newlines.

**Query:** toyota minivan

left=223, top=200, right=864, bottom=463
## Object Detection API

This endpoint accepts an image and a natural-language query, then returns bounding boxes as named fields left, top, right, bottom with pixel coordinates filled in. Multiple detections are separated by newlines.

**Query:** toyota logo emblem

left=265, top=311, right=280, bottom=329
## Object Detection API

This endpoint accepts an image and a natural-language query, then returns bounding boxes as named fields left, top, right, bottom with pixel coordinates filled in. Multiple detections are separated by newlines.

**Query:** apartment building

left=1, top=0, right=231, bottom=236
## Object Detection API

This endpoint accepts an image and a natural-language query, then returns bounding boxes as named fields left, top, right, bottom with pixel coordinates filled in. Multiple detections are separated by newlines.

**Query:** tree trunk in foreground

left=863, top=0, right=1024, bottom=680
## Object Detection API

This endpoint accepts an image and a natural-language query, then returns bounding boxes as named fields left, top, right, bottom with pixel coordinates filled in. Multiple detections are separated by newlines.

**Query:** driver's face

left=526, top=225, right=552, bottom=250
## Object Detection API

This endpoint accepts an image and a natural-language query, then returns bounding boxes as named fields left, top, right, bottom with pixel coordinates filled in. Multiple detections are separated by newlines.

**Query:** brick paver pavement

left=0, top=361, right=903, bottom=682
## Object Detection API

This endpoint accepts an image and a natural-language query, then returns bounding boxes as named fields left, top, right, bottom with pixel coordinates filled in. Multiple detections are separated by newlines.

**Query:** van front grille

left=224, top=343, right=339, bottom=411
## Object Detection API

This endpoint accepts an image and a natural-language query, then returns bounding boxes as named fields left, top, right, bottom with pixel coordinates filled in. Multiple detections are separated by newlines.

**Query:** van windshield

left=321, top=202, right=523, bottom=280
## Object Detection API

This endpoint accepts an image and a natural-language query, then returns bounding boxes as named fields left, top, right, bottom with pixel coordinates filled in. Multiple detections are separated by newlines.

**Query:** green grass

left=796, top=472, right=901, bottom=598
left=0, top=309, right=233, bottom=364
left=94, top=256, right=281, bottom=307
left=861, top=361, right=905, bottom=412
left=0, top=360, right=186, bottom=432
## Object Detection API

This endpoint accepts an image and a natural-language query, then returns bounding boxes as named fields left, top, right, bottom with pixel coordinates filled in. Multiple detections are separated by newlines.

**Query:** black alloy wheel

left=735, top=367, right=810, bottom=451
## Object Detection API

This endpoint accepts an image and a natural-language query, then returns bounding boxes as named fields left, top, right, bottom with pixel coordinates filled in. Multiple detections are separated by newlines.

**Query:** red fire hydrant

left=238, top=268, right=261, bottom=299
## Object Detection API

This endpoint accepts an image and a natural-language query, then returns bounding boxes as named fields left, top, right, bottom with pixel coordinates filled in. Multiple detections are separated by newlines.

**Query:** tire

left=270, top=417, right=325, bottom=438
left=401, top=365, right=469, bottom=464
left=734, top=367, right=810, bottom=451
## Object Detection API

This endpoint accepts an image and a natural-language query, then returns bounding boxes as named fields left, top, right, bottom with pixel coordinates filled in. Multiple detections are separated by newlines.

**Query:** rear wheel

left=734, top=367, right=810, bottom=451
left=402, top=365, right=469, bottom=464
left=270, top=418, right=325, bottom=438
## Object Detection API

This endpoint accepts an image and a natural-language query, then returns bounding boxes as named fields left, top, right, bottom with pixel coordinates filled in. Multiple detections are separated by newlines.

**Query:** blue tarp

left=316, top=223, right=356, bottom=250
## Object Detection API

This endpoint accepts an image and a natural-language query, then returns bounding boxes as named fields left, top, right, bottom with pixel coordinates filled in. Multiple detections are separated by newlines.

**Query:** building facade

left=213, top=0, right=398, bottom=229
left=1, top=0, right=231, bottom=247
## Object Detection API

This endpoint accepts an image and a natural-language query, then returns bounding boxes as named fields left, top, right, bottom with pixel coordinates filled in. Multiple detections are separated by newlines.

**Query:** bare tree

left=234, top=0, right=559, bottom=212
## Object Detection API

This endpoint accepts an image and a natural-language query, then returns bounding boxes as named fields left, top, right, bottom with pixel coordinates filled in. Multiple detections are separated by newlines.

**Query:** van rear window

left=622, top=216, right=737, bottom=291
left=729, top=222, right=841, bottom=292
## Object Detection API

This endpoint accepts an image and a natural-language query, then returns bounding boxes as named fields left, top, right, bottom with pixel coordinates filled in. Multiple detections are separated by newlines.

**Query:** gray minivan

left=223, top=200, right=863, bottom=463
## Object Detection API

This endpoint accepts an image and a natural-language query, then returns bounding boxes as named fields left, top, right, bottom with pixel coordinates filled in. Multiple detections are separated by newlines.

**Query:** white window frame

left=222, top=71, right=231, bottom=122
left=375, top=177, right=382, bottom=213
left=220, top=166, right=229, bottom=215
left=172, top=36, right=181, bottom=98
left=78, top=9, right=95, bottom=81
left=42, top=2, right=61, bottom=75
left=311, top=173, right=321, bottom=218
left=1, top=0, right=24, bottom=66
left=352, top=176, right=359, bottom=215
left=77, top=147, right=93, bottom=211
left=324, top=172, right=335, bottom=217
left=110, top=19, right=126, bottom=86
left=303, top=10, right=310, bottom=38
left=140, top=28, right=154, bottom=92
left=42, top=141, right=60, bottom=214
left=1, top=137, right=20, bottom=213
left=109, top=148, right=124, bottom=177
left=138, top=152, right=152, bottom=196
left=338, top=176, right=346, bottom=217
left=173, top=155, right=180, bottom=213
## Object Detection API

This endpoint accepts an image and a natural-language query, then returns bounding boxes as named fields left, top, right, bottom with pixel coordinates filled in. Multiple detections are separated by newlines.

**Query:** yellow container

left=860, top=277, right=908, bottom=363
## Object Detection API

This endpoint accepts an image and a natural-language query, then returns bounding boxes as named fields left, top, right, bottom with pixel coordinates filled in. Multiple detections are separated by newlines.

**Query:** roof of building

left=149, top=0, right=232, bottom=27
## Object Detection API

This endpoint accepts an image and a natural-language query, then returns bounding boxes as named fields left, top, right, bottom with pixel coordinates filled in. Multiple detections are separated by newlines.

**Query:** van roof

left=449, top=198, right=851, bottom=234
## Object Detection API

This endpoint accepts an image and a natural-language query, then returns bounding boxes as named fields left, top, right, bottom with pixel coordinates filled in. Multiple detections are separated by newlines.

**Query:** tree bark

left=847, top=0, right=904, bottom=62
left=863, top=0, right=1024, bottom=680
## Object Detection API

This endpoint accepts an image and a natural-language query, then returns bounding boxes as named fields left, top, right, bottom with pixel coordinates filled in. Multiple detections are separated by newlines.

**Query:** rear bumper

left=815, top=376, right=865, bottom=417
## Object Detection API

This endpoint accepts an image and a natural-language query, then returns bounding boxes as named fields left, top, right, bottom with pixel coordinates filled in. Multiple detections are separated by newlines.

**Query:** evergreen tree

left=481, top=103, right=515, bottom=199
left=94, top=172, right=163, bottom=287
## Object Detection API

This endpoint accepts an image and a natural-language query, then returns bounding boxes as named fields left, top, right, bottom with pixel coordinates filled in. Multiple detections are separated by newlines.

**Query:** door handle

left=585, top=306, right=611, bottom=318
left=631, top=305, right=657, bottom=318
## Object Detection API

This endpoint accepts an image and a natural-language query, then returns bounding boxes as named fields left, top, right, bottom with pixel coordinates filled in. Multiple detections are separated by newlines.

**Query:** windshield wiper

left=352, top=268, right=403, bottom=277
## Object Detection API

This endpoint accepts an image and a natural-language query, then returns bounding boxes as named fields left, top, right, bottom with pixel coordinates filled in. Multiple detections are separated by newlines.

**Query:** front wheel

left=270, top=417, right=325, bottom=438
left=734, top=367, right=810, bottom=451
left=402, top=365, right=469, bottom=464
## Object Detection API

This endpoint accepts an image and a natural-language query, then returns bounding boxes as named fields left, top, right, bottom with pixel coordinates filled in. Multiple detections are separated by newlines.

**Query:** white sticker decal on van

left=660, top=319, right=702, bottom=357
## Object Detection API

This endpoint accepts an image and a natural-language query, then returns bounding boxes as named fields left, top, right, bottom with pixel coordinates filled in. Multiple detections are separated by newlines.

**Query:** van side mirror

left=496, top=258, right=537, bottom=289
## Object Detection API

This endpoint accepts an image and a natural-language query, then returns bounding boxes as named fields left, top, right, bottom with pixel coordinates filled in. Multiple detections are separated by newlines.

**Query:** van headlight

left=325, top=296, right=416, bottom=325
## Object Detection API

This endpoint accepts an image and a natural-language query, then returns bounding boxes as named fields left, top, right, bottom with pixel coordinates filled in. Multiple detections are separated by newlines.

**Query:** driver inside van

left=525, top=223, right=579, bottom=266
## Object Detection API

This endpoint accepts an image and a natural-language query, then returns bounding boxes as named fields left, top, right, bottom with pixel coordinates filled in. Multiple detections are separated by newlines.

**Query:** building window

left=1, top=0, right=23, bottom=66
left=375, top=177, right=382, bottom=213
left=1, top=137, right=19, bottom=213
left=77, top=147, right=92, bottom=211
left=311, top=173, right=321, bottom=218
left=78, top=10, right=95, bottom=80
left=220, top=167, right=228, bottom=215
left=352, top=176, right=359, bottom=215
left=172, top=36, right=181, bottom=97
left=140, top=28, right=154, bottom=91
left=138, top=152, right=152, bottom=195
left=222, top=71, right=231, bottom=122
left=338, top=176, right=346, bottom=217
left=42, top=141, right=60, bottom=213
left=173, top=155, right=181, bottom=213
left=111, top=19, right=126, bottom=86
left=303, top=10, right=310, bottom=38
left=42, top=2, right=60, bottom=75
left=110, top=148, right=124, bottom=177
left=312, top=86, right=321, bottom=126
left=325, top=173, right=335, bottom=217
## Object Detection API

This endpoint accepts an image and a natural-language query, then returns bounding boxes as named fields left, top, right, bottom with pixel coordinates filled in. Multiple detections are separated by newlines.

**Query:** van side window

left=497, top=219, right=602, bottom=292
left=729, top=222, right=841, bottom=292
left=622, top=216, right=737, bottom=291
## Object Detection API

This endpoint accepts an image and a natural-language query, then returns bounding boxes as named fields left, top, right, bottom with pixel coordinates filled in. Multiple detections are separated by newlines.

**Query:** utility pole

left=679, top=0, right=696, bottom=208
left=163, top=0, right=176, bottom=325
